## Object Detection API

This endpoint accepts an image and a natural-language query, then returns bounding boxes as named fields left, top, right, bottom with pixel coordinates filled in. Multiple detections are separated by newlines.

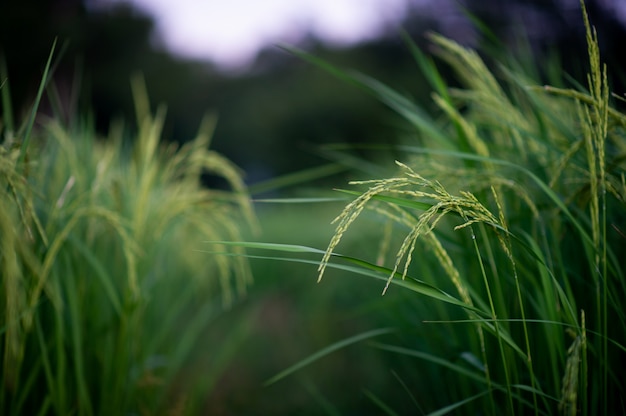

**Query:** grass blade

left=264, top=328, right=395, bottom=386
left=200, top=242, right=485, bottom=315
left=18, top=38, right=57, bottom=167
left=363, top=389, right=400, bottom=416
left=426, top=390, right=492, bottom=416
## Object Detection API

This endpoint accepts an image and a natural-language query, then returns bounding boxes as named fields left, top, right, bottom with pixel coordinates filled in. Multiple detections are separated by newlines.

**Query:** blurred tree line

left=1, top=0, right=625, bottom=185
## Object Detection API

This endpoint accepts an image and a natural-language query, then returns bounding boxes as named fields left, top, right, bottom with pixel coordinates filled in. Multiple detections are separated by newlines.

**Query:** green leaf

left=334, top=188, right=435, bottom=212
left=200, top=242, right=485, bottom=315
left=204, top=241, right=328, bottom=255
left=19, top=39, right=57, bottom=167
left=363, top=389, right=400, bottom=416
left=264, top=328, right=396, bottom=386
left=426, top=390, right=492, bottom=416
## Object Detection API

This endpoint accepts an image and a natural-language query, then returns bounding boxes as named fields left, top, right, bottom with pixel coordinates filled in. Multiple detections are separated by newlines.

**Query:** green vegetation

left=1, top=47, right=256, bottom=414
left=236, top=2, right=626, bottom=414
left=2, top=1, right=625, bottom=415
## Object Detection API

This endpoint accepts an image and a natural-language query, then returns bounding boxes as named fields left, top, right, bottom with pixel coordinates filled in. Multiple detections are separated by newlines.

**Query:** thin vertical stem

left=469, top=222, right=514, bottom=414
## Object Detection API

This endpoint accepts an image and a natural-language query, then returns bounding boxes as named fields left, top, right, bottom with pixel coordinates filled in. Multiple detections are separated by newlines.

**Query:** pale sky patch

left=91, top=0, right=623, bottom=70
left=94, top=0, right=415, bottom=69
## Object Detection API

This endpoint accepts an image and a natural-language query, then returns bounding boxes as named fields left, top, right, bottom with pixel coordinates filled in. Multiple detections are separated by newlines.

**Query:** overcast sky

left=94, top=0, right=429, bottom=69
left=92, top=0, right=626, bottom=70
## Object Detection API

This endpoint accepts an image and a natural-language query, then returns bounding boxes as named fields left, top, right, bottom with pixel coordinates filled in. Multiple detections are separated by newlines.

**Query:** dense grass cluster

left=243, top=2, right=625, bottom=414
left=331, top=10, right=625, bottom=416
left=1, top=50, right=255, bottom=414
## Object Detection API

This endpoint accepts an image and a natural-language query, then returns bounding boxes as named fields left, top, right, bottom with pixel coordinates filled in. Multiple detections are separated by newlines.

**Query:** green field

left=2, top=2, right=625, bottom=414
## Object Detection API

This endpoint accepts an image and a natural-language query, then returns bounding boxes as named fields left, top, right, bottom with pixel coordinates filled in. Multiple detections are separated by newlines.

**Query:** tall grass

left=243, top=1, right=625, bottom=414
left=1, top=51, right=256, bottom=414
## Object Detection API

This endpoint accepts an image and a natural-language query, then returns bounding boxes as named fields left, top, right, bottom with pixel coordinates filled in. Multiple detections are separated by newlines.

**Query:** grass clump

left=259, top=1, right=625, bottom=414
left=1, top=59, right=256, bottom=414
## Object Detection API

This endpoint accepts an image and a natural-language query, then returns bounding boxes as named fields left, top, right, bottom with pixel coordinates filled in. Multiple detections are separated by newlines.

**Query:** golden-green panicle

left=0, top=196, right=25, bottom=392
left=559, top=328, right=583, bottom=416
left=428, top=34, right=502, bottom=97
left=124, top=75, right=257, bottom=305
left=408, top=156, right=540, bottom=219
left=428, top=34, right=540, bottom=162
left=579, top=2, right=611, bottom=412
left=318, top=161, right=501, bottom=295
left=424, top=232, right=471, bottom=306
left=543, top=0, right=613, bottom=214
left=548, top=138, right=585, bottom=190
left=315, top=158, right=499, bottom=389
left=1, top=139, right=44, bottom=391
left=375, top=218, right=394, bottom=267
left=432, top=94, right=489, bottom=158
left=317, top=166, right=418, bottom=282
left=578, top=0, right=609, bottom=262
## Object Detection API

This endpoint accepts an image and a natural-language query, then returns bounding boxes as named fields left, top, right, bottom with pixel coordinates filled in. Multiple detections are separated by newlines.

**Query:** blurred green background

left=2, top=0, right=625, bottom=184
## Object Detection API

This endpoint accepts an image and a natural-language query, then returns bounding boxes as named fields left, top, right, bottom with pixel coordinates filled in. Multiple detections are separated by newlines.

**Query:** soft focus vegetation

left=1, top=52, right=256, bottom=413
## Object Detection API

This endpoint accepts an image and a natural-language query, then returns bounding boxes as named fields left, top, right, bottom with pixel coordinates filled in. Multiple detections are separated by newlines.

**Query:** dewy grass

left=302, top=1, right=625, bottom=414
left=1, top=67, right=256, bottom=413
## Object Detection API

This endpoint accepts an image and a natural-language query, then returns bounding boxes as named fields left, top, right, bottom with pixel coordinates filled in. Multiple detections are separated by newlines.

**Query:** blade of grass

left=363, top=389, right=400, bottom=416
left=35, top=312, right=58, bottom=414
left=253, top=197, right=349, bottom=204
left=264, top=327, right=395, bottom=386
left=372, top=343, right=555, bottom=413
left=200, top=243, right=486, bottom=315
left=247, top=163, right=348, bottom=195
left=204, top=241, right=328, bottom=255
left=401, top=30, right=471, bottom=154
left=391, top=369, right=425, bottom=414
left=18, top=38, right=57, bottom=167
left=466, top=223, right=514, bottom=414
left=62, top=256, right=94, bottom=416
left=426, top=389, right=492, bottom=416
left=0, top=56, right=15, bottom=134
left=66, top=234, right=123, bottom=317
left=335, top=188, right=451, bottom=214
left=301, top=378, right=343, bottom=416
left=350, top=72, right=454, bottom=149
left=281, top=45, right=453, bottom=149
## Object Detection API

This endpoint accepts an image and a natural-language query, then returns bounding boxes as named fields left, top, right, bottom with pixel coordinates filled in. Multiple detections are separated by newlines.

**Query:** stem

left=469, top=222, right=514, bottom=414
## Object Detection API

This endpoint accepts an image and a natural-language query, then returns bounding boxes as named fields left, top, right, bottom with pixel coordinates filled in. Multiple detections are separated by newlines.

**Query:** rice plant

left=1, top=51, right=256, bottom=414
left=248, top=1, right=625, bottom=414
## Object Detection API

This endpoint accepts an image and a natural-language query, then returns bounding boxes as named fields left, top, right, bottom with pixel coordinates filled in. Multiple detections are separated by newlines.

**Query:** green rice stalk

left=0, top=57, right=15, bottom=134
left=492, top=186, right=538, bottom=414
left=1, top=68, right=256, bottom=414
left=18, top=39, right=57, bottom=168
left=318, top=161, right=499, bottom=294
left=559, top=329, right=582, bottom=416
left=309, top=1, right=625, bottom=413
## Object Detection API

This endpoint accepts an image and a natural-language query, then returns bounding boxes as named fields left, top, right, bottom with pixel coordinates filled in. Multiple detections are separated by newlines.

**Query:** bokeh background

left=2, top=0, right=625, bottom=186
